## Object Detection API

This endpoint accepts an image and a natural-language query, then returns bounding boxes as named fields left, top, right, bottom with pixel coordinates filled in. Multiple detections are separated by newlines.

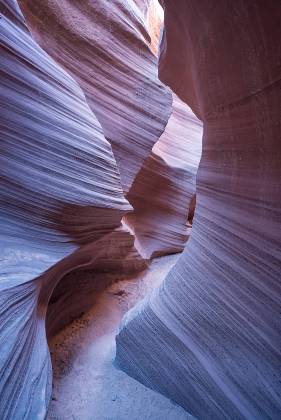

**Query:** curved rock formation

left=2, top=0, right=280, bottom=418
left=12, top=0, right=172, bottom=334
left=1, top=0, right=177, bottom=417
left=146, top=0, right=163, bottom=55
left=116, top=1, right=281, bottom=418
left=47, top=222, right=147, bottom=337
left=18, top=0, right=172, bottom=192
left=125, top=94, right=202, bottom=259
left=17, top=0, right=201, bottom=262
left=123, top=3, right=203, bottom=260
left=0, top=2, right=130, bottom=417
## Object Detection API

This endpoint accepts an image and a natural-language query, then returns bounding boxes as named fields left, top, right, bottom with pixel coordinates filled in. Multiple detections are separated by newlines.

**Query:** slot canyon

left=0, top=0, right=280, bottom=419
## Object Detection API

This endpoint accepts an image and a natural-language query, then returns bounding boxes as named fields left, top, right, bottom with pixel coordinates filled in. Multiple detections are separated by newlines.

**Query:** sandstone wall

left=116, top=1, right=281, bottom=418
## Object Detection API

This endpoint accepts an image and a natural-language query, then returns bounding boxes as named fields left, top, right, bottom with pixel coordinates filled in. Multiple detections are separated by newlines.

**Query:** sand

left=47, top=254, right=191, bottom=420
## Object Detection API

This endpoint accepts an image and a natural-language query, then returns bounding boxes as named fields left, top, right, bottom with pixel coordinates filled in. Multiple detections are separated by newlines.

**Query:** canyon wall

left=18, top=0, right=172, bottom=192
left=1, top=0, right=202, bottom=417
left=125, top=93, right=202, bottom=259
left=0, top=1, right=131, bottom=417
left=0, top=0, right=170, bottom=417
left=9, top=0, right=202, bottom=334
left=116, top=1, right=281, bottom=418
left=17, top=0, right=203, bottom=264
left=3, top=0, right=277, bottom=418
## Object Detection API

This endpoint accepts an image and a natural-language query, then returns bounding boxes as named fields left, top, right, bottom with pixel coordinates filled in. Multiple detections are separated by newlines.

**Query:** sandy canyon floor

left=47, top=254, right=192, bottom=420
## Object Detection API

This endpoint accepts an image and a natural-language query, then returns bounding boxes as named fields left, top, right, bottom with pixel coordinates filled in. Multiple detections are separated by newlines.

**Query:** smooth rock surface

left=116, top=1, right=281, bottom=419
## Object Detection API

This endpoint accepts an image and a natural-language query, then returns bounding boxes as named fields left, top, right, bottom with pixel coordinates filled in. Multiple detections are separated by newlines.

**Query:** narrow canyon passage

left=0, top=0, right=280, bottom=419
left=47, top=255, right=191, bottom=420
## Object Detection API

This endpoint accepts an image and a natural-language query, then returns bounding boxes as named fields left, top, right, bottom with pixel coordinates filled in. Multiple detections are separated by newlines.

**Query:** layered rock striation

left=1, top=0, right=178, bottom=417
left=2, top=0, right=277, bottom=418
left=46, top=222, right=147, bottom=337
left=18, top=0, right=172, bottom=192
left=125, top=94, right=202, bottom=259
left=16, top=0, right=203, bottom=264
left=0, top=1, right=133, bottom=417
left=116, top=1, right=281, bottom=418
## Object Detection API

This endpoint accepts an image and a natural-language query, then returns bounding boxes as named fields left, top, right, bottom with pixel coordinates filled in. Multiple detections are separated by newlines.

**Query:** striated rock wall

left=16, top=0, right=202, bottom=264
left=146, top=0, right=163, bottom=55
left=125, top=94, right=202, bottom=259
left=123, top=2, right=203, bottom=260
left=18, top=0, right=172, bottom=192
left=12, top=0, right=174, bottom=334
left=0, top=0, right=157, bottom=417
left=3, top=0, right=277, bottom=418
left=17, top=0, right=203, bottom=264
left=116, top=1, right=281, bottom=418
left=46, top=223, right=147, bottom=337
left=0, top=0, right=130, bottom=294
left=0, top=2, right=130, bottom=417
